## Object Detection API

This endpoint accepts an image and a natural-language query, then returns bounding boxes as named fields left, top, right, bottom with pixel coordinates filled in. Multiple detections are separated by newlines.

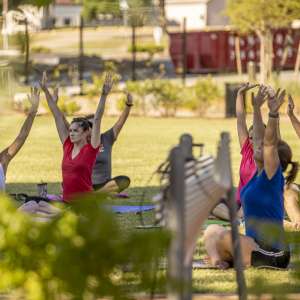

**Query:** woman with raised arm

left=41, top=73, right=113, bottom=201
left=212, top=83, right=260, bottom=220
left=85, top=92, right=133, bottom=194
left=41, top=71, right=133, bottom=195
left=204, top=88, right=295, bottom=269
left=0, top=87, right=40, bottom=190
left=283, top=95, right=300, bottom=228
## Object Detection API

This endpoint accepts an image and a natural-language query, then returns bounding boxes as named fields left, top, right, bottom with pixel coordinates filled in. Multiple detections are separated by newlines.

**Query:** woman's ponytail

left=286, top=161, right=299, bottom=185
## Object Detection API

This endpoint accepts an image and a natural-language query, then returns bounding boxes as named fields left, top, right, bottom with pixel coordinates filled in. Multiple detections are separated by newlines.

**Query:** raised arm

left=40, top=72, right=69, bottom=144
left=287, top=94, right=300, bottom=139
left=264, top=89, right=286, bottom=179
left=0, top=87, right=40, bottom=175
left=112, top=92, right=133, bottom=139
left=90, top=73, right=114, bottom=149
left=236, top=83, right=259, bottom=148
left=251, top=85, right=268, bottom=171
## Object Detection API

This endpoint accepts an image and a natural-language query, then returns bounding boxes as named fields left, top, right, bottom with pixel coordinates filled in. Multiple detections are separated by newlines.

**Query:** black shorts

left=251, top=242, right=290, bottom=269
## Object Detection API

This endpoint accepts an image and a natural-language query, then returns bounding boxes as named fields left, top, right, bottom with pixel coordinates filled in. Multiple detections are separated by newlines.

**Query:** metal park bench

left=154, top=132, right=247, bottom=300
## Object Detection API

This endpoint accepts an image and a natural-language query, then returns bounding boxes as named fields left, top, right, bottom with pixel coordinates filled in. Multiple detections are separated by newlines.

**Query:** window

left=64, top=18, right=71, bottom=26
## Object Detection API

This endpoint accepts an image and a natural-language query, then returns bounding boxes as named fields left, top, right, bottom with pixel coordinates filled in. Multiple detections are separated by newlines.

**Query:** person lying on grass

left=41, top=72, right=133, bottom=196
left=40, top=73, right=114, bottom=202
left=204, top=87, right=296, bottom=269
left=0, top=87, right=40, bottom=190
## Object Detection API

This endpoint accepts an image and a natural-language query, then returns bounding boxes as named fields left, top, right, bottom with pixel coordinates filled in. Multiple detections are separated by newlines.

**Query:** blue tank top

left=240, top=166, right=285, bottom=249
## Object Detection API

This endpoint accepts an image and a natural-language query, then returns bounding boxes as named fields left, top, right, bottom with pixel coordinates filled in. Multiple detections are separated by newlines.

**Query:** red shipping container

left=169, top=28, right=300, bottom=73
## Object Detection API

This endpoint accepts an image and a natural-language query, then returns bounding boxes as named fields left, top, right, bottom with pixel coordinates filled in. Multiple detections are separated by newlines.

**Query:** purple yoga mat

left=109, top=205, right=154, bottom=214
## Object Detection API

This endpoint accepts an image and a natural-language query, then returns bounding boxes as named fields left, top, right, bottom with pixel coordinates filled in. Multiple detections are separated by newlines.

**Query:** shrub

left=183, top=76, right=220, bottom=116
left=124, top=80, right=151, bottom=115
left=147, top=80, right=184, bottom=117
left=128, top=44, right=164, bottom=61
left=43, top=95, right=81, bottom=116
left=0, top=194, right=169, bottom=299
left=59, top=100, right=81, bottom=116
left=87, top=72, right=120, bottom=97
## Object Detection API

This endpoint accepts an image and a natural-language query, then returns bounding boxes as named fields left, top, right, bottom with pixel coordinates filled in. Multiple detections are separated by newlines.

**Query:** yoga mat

left=109, top=205, right=155, bottom=214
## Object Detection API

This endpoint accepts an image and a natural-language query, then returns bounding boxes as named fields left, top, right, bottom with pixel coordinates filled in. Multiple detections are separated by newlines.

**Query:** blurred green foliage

left=41, top=95, right=81, bottom=116
left=117, top=77, right=221, bottom=117
left=128, top=44, right=164, bottom=62
left=183, top=76, right=220, bottom=116
left=147, top=79, right=183, bottom=117
left=0, top=193, right=169, bottom=299
left=86, top=70, right=120, bottom=98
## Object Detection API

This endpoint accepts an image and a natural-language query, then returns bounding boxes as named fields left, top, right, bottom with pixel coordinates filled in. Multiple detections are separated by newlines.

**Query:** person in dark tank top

left=85, top=92, right=133, bottom=195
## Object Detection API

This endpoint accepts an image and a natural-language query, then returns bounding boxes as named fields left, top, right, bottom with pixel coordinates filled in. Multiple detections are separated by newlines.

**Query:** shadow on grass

left=6, top=183, right=160, bottom=201
left=6, top=182, right=62, bottom=195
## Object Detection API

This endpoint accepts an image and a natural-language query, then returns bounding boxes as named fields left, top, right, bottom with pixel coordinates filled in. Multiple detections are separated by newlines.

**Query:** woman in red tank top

left=41, top=73, right=114, bottom=201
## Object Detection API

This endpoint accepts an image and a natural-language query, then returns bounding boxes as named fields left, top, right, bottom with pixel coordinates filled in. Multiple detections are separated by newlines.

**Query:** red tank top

left=62, top=137, right=99, bottom=201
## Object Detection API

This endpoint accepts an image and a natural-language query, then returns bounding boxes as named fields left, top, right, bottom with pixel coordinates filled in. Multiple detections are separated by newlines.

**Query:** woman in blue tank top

left=204, top=85, right=298, bottom=269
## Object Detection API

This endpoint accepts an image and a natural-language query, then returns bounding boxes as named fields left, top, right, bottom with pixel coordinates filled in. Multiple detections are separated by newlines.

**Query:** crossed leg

left=93, top=176, right=130, bottom=193
left=203, top=224, right=258, bottom=269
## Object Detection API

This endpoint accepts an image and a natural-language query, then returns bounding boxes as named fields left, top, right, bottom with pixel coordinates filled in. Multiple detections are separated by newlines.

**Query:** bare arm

left=40, top=72, right=69, bottom=144
left=236, top=83, right=259, bottom=148
left=91, top=73, right=114, bottom=149
left=252, top=85, right=268, bottom=171
left=264, top=89, right=286, bottom=179
left=113, top=92, right=133, bottom=139
left=287, top=94, right=300, bottom=139
left=0, top=88, right=40, bottom=174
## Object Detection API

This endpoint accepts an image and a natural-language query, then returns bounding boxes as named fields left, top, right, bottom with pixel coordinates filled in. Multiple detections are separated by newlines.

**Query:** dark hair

left=71, top=117, right=91, bottom=131
left=278, top=140, right=299, bottom=185
left=85, top=114, right=94, bottom=128
left=85, top=114, right=94, bottom=120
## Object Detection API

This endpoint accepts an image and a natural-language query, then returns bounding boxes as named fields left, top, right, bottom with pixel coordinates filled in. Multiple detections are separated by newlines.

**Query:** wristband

left=126, top=102, right=133, bottom=107
left=268, top=112, right=279, bottom=118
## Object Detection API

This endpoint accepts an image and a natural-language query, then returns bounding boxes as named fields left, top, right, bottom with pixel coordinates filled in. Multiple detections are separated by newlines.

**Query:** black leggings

left=93, top=176, right=130, bottom=193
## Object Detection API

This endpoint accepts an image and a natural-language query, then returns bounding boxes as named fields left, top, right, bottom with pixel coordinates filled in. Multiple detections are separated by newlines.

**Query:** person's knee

left=216, top=231, right=233, bottom=256
left=203, top=224, right=225, bottom=242
left=218, top=231, right=232, bottom=246
left=115, top=176, right=130, bottom=192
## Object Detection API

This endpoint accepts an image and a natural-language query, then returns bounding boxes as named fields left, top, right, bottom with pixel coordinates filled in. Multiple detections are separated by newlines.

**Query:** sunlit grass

left=0, top=114, right=299, bottom=294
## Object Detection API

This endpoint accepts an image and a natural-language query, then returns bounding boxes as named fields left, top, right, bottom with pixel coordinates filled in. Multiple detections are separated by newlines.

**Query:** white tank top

left=0, top=164, right=6, bottom=191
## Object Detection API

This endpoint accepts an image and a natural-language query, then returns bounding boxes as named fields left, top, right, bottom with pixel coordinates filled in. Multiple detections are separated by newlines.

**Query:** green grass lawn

left=30, top=27, right=169, bottom=57
left=1, top=114, right=300, bottom=295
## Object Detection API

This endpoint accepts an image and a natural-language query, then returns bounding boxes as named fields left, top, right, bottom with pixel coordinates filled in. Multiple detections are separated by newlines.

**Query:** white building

left=165, top=0, right=208, bottom=30
left=164, top=0, right=229, bottom=30
left=42, top=0, right=83, bottom=28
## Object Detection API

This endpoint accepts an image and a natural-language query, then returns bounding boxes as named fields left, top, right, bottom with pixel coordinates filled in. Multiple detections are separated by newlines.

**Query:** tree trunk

left=294, top=40, right=300, bottom=77
left=257, top=30, right=272, bottom=84
left=234, top=36, right=242, bottom=76
left=266, top=29, right=273, bottom=82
